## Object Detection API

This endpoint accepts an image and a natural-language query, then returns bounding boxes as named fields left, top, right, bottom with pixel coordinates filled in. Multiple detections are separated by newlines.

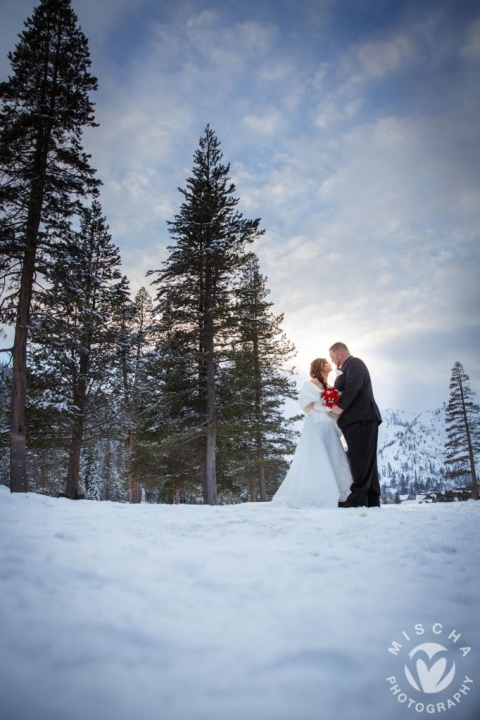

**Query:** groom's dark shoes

left=338, top=500, right=380, bottom=507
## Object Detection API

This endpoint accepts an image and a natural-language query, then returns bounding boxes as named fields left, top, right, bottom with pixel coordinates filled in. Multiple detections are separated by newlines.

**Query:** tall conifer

left=151, top=126, right=264, bottom=504
left=0, top=0, right=99, bottom=492
left=444, top=361, right=479, bottom=499
left=119, top=287, right=155, bottom=503
left=29, top=201, right=129, bottom=498
left=219, top=253, right=298, bottom=500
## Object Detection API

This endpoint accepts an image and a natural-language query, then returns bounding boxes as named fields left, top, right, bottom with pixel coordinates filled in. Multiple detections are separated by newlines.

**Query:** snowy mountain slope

left=378, top=407, right=447, bottom=494
left=0, top=486, right=479, bottom=720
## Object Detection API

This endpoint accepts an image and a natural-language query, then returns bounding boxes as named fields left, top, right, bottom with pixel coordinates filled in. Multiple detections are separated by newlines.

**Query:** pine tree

left=444, top=361, right=479, bottom=499
left=0, top=0, right=99, bottom=492
left=133, top=334, right=206, bottom=503
left=29, top=200, right=130, bottom=498
left=150, top=126, right=264, bottom=504
left=100, top=436, right=127, bottom=502
left=82, top=446, right=101, bottom=501
left=118, top=287, right=155, bottom=503
left=0, top=361, right=10, bottom=485
left=218, top=253, right=298, bottom=501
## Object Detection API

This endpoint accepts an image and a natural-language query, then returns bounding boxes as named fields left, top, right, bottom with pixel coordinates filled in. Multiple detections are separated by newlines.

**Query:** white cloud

left=1, top=0, right=478, bottom=411
left=241, top=102, right=480, bottom=410
left=185, top=11, right=277, bottom=68
left=241, top=110, right=284, bottom=134
left=259, top=60, right=295, bottom=81
left=357, top=36, right=415, bottom=78
left=461, top=16, right=480, bottom=59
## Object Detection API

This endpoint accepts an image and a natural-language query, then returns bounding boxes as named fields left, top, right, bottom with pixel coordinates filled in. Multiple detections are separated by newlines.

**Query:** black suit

left=334, top=356, right=382, bottom=507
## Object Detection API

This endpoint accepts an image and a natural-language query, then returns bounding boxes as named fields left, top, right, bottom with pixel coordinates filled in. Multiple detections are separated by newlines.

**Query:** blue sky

left=1, top=0, right=479, bottom=411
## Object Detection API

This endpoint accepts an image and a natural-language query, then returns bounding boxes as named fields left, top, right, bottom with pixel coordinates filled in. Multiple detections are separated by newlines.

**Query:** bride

left=271, top=358, right=352, bottom=508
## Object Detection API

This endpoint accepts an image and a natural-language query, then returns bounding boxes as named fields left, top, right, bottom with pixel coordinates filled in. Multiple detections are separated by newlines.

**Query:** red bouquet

left=321, top=387, right=341, bottom=408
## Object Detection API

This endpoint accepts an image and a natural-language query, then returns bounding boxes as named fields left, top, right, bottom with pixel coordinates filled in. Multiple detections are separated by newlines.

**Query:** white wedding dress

left=271, top=381, right=352, bottom=508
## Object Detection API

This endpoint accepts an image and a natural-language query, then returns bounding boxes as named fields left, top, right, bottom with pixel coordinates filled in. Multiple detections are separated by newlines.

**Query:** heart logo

left=404, top=643, right=456, bottom=694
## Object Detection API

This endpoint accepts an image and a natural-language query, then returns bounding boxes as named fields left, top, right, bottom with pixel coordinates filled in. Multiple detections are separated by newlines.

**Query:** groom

left=329, top=342, right=382, bottom=508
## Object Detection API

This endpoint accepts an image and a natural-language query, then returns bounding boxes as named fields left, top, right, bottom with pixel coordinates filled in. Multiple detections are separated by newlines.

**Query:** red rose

left=321, top=388, right=341, bottom=407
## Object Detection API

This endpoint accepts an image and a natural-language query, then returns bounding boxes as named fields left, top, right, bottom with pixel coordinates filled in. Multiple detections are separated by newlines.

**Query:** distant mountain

left=377, top=406, right=449, bottom=498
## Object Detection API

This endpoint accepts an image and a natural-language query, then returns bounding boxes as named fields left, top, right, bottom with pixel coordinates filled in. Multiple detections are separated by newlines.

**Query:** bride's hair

left=310, top=358, right=329, bottom=389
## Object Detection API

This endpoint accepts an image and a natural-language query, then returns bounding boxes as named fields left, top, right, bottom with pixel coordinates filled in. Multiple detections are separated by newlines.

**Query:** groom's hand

left=330, top=405, right=344, bottom=415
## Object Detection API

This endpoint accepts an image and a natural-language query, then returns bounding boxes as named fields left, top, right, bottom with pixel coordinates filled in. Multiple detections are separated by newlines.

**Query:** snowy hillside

left=1, top=486, right=479, bottom=720
left=378, top=407, right=447, bottom=496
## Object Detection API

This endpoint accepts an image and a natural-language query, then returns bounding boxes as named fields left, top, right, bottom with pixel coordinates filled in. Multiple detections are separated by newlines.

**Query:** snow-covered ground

left=1, top=485, right=479, bottom=720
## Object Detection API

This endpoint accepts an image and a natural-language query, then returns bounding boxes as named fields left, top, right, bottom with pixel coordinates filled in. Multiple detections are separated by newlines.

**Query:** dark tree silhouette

left=0, top=0, right=99, bottom=492
left=444, top=361, right=479, bottom=499
left=150, top=126, right=264, bottom=504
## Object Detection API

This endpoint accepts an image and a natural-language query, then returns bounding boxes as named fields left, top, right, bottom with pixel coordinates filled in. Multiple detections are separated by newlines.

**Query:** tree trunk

left=134, top=481, right=141, bottom=503
left=126, top=429, right=141, bottom=503
left=128, top=472, right=141, bottom=503
left=104, top=441, right=111, bottom=501
left=205, top=315, right=217, bottom=505
left=127, top=429, right=134, bottom=503
left=200, top=447, right=208, bottom=503
left=9, top=19, right=62, bottom=493
left=64, top=411, right=85, bottom=499
left=253, top=335, right=267, bottom=501
left=10, top=140, right=48, bottom=492
left=64, top=353, right=88, bottom=499
left=10, top=295, right=30, bottom=493
left=122, top=319, right=142, bottom=504
left=257, top=457, right=267, bottom=502
left=201, top=261, right=217, bottom=505
left=205, top=338, right=217, bottom=505
left=39, top=455, right=46, bottom=491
